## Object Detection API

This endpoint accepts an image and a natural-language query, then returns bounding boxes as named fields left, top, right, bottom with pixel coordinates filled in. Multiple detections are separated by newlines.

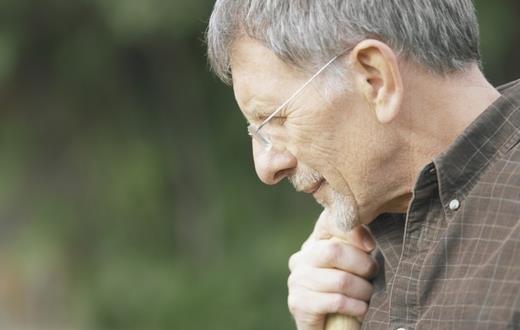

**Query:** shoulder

left=497, top=78, right=520, bottom=93
left=470, top=141, right=520, bottom=216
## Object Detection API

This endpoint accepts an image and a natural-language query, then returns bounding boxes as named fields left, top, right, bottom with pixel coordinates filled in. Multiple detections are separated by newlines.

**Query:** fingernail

left=364, top=237, right=376, bottom=251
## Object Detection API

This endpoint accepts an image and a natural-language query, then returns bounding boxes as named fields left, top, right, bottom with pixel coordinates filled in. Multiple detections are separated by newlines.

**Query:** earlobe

left=351, top=39, right=404, bottom=124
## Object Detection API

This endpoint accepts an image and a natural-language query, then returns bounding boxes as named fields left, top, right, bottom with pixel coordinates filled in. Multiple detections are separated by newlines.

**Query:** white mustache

left=288, top=163, right=359, bottom=231
left=288, top=164, right=323, bottom=191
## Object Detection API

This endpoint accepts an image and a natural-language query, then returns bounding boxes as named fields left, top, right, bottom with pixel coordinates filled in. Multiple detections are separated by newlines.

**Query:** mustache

left=288, top=164, right=323, bottom=191
left=289, top=165, right=360, bottom=231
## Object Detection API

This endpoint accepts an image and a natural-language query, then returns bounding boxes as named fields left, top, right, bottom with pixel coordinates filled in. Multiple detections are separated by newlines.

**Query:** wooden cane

left=325, top=313, right=361, bottom=330
left=324, top=237, right=362, bottom=330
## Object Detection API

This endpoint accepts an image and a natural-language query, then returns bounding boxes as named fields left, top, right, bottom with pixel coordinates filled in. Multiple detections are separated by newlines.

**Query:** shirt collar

left=433, top=79, right=520, bottom=213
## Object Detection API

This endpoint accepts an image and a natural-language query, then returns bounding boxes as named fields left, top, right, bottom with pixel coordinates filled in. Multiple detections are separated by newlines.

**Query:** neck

left=384, top=64, right=502, bottom=215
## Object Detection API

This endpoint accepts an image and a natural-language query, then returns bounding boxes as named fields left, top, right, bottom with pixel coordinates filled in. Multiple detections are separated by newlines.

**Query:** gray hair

left=206, top=0, right=481, bottom=85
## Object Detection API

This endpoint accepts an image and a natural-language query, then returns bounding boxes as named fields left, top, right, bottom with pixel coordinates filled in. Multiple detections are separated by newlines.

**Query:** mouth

left=301, top=179, right=326, bottom=194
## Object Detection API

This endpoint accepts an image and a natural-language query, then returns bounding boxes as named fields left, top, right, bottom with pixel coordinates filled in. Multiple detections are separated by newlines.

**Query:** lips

left=302, top=179, right=325, bottom=194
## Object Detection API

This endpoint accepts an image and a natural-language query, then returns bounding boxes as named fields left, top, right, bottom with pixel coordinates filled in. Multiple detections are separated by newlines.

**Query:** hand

left=287, top=214, right=378, bottom=330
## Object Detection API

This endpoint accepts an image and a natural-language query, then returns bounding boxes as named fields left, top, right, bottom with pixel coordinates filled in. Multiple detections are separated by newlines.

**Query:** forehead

left=230, top=37, right=306, bottom=113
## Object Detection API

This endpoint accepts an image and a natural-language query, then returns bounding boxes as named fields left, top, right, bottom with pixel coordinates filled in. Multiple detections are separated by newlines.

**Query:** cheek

left=287, top=116, right=348, bottom=166
left=289, top=120, right=377, bottom=186
left=285, top=92, right=368, bottom=171
left=287, top=125, right=344, bottom=175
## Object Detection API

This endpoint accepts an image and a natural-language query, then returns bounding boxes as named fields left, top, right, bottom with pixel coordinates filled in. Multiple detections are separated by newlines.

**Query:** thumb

left=312, top=209, right=376, bottom=252
left=343, top=225, right=376, bottom=253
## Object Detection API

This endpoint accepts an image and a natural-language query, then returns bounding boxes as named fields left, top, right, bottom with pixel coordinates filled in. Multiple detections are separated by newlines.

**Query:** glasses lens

left=247, top=124, right=272, bottom=150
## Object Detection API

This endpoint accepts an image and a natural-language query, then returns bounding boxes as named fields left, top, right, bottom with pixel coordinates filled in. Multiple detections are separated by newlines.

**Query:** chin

left=289, top=163, right=361, bottom=230
left=315, top=181, right=360, bottom=231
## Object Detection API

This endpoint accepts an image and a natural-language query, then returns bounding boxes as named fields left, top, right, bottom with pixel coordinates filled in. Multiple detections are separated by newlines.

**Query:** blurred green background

left=0, top=1, right=518, bottom=329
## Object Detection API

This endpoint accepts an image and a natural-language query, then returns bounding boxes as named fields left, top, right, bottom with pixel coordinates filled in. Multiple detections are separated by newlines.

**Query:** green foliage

left=0, top=0, right=518, bottom=329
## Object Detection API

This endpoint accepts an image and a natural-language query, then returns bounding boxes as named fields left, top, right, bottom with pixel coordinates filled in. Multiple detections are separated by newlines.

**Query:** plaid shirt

left=364, top=79, right=520, bottom=330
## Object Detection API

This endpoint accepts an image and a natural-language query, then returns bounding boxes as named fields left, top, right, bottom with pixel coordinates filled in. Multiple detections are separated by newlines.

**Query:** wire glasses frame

left=247, top=54, right=340, bottom=151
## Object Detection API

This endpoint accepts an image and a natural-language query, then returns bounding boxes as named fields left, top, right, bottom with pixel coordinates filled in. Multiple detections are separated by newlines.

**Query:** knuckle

left=321, top=241, right=342, bottom=265
left=287, top=294, right=302, bottom=315
left=347, top=299, right=368, bottom=317
left=287, top=272, right=298, bottom=288
left=356, top=278, right=374, bottom=302
left=288, top=268, right=310, bottom=290
left=325, top=295, right=369, bottom=317
left=363, top=258, right=379, bottom=277
left=301, top=237, right=314, bottom=250
left=328, top=294, right=346, bottom=314
left=288, top=253, right=297, bottom=271
left=357, top=301, right=369, bottom=316
left=288, top=250, right=303, bottom=271
left=336, top=272, right=352, bottom=293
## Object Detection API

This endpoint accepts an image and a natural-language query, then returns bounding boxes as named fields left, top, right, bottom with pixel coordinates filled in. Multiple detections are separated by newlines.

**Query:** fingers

left=343, top=226, right=376, bottom=252
left=288, top=213, right=378, bottom=330
left=289, top=267, right=374, bottom=301
left=288, top=287, right=368, bottom=328
left=311, top=210, right=376, bottom=253
left=289, top=239, right=379, bottom=278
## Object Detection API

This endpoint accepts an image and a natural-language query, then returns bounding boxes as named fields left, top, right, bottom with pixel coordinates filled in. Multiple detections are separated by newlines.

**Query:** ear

left=350, top=39, right=404, bottom=124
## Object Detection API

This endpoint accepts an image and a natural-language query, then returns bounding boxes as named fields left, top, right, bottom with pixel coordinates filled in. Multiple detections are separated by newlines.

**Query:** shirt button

left=449, top=199, right=461, bottom=210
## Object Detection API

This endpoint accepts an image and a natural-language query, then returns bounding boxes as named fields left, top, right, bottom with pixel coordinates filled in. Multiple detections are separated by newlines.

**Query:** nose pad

left=252, top=140, right=297, bottom=185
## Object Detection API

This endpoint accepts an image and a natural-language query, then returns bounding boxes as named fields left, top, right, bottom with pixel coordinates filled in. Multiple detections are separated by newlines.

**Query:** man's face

left=230, top=37, right=396, bottom=225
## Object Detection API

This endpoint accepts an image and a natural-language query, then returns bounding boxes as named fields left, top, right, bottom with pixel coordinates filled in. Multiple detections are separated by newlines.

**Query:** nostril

left=253, top=147, right=297, bottom=185
left=273, top=169, right=293, bottom=183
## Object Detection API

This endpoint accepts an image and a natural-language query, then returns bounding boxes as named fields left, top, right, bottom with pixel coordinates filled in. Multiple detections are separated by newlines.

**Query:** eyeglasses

left=247, top=54, right=340, bottom=151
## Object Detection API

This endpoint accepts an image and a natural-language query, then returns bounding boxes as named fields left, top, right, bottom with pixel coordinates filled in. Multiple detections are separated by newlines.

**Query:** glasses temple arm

left=256, top=55, right=339, bottom=131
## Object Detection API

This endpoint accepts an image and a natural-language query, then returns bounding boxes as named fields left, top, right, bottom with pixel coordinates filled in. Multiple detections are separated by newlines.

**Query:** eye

left=272, top=116, right=287, bottom=125
left=255, top=114, right=268, bottom=122
left=256, top=115, right=286, bottom=125
left=252, top=112, right=287, bottom=125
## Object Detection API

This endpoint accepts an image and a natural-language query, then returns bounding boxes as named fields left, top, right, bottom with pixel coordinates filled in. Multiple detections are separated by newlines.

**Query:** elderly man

left=206, top=1, right=520, bottom=329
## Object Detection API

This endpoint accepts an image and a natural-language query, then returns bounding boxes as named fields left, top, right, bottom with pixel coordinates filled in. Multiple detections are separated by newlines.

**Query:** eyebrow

left=245, top=99, right=276, bottom=118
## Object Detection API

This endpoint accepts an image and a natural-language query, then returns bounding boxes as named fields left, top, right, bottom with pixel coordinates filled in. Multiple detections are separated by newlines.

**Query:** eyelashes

left=253, top=105, right=290, bottom=124
left=255, top=113, right=287, bottom=124
left=273, top=116, right=287, bottom=125
left=257, top=116, right=287, bottom=126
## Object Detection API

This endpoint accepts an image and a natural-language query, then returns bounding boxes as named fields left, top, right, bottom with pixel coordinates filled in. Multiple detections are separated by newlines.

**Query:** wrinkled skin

left=229, top=35, right=499, bottom=329
left=230, top=36, right=396, bottom=329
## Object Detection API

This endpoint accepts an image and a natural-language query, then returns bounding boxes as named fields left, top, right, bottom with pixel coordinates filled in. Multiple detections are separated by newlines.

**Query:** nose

left=252, top=140, right=297, bottom=185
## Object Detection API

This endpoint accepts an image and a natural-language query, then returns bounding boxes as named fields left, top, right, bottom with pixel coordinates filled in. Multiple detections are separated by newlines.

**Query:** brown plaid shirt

left=363, top=79, right=520, bottom=330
